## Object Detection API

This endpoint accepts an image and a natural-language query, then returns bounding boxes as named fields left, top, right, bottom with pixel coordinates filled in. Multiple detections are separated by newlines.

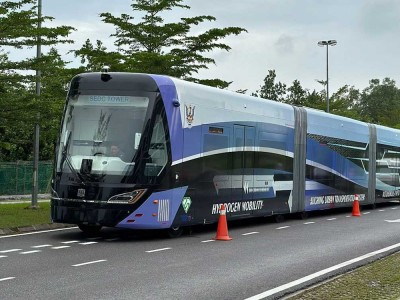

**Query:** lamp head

left=328, top=40, right=337, bottom=46
left=318, top=40, right=337, bottom=47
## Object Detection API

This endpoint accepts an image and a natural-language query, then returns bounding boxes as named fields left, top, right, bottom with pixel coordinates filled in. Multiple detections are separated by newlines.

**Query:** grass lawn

left=289, top=251, right=400, bottom=299
left=0, top=202, right=51, bottom=229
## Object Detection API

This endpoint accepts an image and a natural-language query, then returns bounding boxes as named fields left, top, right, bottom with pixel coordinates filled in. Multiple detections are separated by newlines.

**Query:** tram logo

left=185, top=105, right=195, bottom=126
left=182, top=197, right=192, bottom=213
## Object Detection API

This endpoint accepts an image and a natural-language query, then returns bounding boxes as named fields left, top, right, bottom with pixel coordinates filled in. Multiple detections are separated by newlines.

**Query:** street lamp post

left=317, top=40, right=337, bottom=113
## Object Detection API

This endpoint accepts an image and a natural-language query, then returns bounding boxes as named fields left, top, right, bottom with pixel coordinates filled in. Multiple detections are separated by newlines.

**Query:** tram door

left=232, top=125, right=255, bottom=205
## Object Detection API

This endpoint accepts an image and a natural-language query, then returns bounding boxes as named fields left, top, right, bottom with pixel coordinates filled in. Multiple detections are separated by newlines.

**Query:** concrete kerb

left=0, top=223, right=75, bottom=236
left=0, top=194, right=75, bottom=236
left=0, top=194, right=50, bottom=203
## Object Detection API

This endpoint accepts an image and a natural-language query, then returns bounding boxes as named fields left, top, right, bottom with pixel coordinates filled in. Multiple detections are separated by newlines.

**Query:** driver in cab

left=110, top=145, right=125, bottom=160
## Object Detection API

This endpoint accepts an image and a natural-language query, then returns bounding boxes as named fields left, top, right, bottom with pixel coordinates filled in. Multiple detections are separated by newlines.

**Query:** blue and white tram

left=51, top=72, right=400, bottom=235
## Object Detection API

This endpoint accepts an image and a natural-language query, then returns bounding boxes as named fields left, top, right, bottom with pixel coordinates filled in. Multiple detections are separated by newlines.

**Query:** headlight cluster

left=107, top=189, right=147, bottom=204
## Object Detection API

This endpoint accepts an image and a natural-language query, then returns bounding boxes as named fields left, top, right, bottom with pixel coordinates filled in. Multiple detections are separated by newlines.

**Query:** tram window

left=259, top=131, right=287, bottom=151
left=203, top=134, right=229, bottom=152
left=148, top=114, right=167, bottom=169
left=202, top=129, right=229, bottom=181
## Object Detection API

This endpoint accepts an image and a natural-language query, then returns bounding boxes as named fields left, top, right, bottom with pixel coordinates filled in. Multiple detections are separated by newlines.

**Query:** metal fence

left=0, top=161, right=53, bottom=196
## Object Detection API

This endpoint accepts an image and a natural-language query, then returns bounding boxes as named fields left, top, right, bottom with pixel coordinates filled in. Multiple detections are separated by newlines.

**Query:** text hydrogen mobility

left=211, top=200, right=264, bottom=215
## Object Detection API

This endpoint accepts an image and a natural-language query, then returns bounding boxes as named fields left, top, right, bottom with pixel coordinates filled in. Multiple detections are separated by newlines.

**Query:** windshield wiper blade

left=60, top=131, right=72, bottom=170
left=64, top=154, right=87, bottom=186
left=60, top=131, right=88, bottom=185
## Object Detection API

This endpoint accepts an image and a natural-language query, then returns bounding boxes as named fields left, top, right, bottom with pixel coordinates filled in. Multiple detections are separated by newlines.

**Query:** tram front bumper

left=51, top=198, right=132, bottom=227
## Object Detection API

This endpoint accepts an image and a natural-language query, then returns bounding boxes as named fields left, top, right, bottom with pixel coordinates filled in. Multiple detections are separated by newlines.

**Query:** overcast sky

left=36, top=0, right=400, bottom=94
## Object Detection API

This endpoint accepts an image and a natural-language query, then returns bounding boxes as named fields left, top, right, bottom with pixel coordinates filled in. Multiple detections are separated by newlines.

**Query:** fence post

left=15, top=161, right=19, bottom=195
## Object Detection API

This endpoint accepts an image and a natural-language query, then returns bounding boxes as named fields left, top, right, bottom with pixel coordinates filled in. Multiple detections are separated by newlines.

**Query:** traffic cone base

left=352, top=194, right=361, bottom=217
left=214, top=204, right=232, bottom=241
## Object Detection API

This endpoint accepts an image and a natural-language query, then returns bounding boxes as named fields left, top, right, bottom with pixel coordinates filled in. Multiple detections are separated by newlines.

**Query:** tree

left=34, top=49, right=83, bottom=160
left=357, top=78, right=400, bottom=128
left=286, top=80, right=307, bottom=106
left=0, top=0, right=74, bottom=48
left=329, top=85, right=361, bottom=119
left=74, top=0, right=247, bottom=88
left=0, top=0, right=75, bottom=161
left=303, top=90, right=326, bottom=111
left=253, top=69, right=287, bottom=101
left=254, top=70, right=337, bottom=113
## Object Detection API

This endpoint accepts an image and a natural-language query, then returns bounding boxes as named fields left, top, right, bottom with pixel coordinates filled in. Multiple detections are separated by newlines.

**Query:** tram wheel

left=299, top=212, right=308, bottom=220
left=78, top=224, right=102, bottom=235
left=166, top=226, right=183, bottom=238
left=274, top=214, right=284, bottom=223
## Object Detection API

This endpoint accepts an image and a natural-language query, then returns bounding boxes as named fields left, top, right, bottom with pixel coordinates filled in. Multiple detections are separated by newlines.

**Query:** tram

left=51, top=71, right=400, bottom=236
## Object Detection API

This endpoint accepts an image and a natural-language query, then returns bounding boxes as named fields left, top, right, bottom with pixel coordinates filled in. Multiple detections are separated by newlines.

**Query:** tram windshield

left=56, top=93, right=157, bottom=177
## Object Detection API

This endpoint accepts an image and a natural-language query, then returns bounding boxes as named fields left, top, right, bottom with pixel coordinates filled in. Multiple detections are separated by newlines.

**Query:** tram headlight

left=107, top=189, right=147, bottom=204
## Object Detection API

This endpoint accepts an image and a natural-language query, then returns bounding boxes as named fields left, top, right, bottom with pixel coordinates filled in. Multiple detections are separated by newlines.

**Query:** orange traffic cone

left=352, top=194, right=361, bottom=217
left=215, top=204, right=232, bottom=241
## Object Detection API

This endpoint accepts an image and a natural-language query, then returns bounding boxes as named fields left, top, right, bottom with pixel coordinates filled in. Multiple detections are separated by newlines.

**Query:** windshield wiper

left=60, top=131, right=87, bottom=186
left=59, top=131, right=71, bottom=171
left=64, top=154, right=88, bottom=185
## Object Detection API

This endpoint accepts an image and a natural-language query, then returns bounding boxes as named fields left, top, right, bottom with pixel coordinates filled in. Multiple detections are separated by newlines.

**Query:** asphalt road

left=1, top=202, right=400, bottom=300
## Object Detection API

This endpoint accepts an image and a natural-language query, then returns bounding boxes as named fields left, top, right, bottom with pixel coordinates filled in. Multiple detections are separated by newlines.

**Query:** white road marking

left=327, top=218, right=336, bottom=221
left=385, top=219, right=400, bottom=223
left=20, top=250, right=41, bottom=255
left=146, top=247, right=171, bottom=253
left=0, top=255, right=7, bottom=258
left=363, top=212, right=371, bottom=215
left=303, top=222, right=315, bottom=225
left=0, top=249, right=22, bottom=253
left=391, top=207, right=398, bottom=210
left=79, top=242, right=98, bottom=245
left=31, top=244, right=52, bottom=248
left=51, top=246, right=71, bottom=250
left=379, top=210, right=385, bottom=212
left=0, top=277, right=15, bottom=282
left=61, top=240, right=80, bottom=244
left=245, top=242, right=400, bottom=300
left=346, top=216, right=351, bottom=218
left=0, top=227, right=78, bottom=239
left=201, top=240, right=215, bottom=243
left=276, top=226, right=290, bottom=230
left=242, top=232, right=259, bottom=236
left=72, top=260, right=107, bottom=267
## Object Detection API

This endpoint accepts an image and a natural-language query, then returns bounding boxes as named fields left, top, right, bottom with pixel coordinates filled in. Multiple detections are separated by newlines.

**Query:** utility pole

left=31, top=0, right=42, bottom=208
left=36, top=0, right=42, bottom=96
left=317, top=40, right=337, bottom=113
left=32, top=113, right=40, bottom=208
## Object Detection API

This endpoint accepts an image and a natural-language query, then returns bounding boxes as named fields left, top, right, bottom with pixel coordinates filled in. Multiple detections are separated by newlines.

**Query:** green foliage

left=255, top=69, right=400, bottom=128
left=287, top=80, right=307, bottom=106
left=0, top=0, right=74, bottom=48
left=253, top=70, right=287, bottom=102
left=357, top=78, right=400, bottom=127
left=0, top=0, right=75, bottom=161
left=330, top=85, right=361, bottom=119
left=74, top=0, right=247, bottom=88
